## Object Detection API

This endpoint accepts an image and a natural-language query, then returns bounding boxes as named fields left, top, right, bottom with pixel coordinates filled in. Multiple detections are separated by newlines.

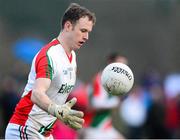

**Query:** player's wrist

left=48, top=102, right=58, bottom=116
left=48, top=103, right=67, bottom=122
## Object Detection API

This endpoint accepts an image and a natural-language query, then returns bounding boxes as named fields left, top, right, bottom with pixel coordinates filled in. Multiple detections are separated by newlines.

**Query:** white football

left=101, top=62, right=134, bottom=96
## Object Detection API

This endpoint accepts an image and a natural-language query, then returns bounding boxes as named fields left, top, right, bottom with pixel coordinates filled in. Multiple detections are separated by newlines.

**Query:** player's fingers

left=68, top=121, right=83, bottom=130
left=67, top=115, right=84, bottom=124
left=66, top=97, right=77, bottom=108
left=70, top=109, right=84, bottom=118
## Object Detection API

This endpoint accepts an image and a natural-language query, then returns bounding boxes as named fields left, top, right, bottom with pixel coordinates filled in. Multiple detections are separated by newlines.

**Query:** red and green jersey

left=10, top=39, right=77, bottom=136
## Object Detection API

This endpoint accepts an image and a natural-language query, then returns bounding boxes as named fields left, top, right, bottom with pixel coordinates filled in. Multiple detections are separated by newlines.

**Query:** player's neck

left=57, top=33, right=72, bottom=56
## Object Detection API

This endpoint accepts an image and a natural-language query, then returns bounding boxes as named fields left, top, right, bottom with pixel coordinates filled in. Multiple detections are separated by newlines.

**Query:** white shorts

left=5, top=123, right=54, bottom=140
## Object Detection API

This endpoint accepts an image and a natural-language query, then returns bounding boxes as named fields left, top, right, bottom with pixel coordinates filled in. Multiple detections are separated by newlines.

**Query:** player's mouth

left=78, top=41, right=85, bottom=47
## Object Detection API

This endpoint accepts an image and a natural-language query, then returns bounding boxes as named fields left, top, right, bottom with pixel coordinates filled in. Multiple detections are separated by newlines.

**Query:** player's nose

left=83, top=32, right=89, bottom=41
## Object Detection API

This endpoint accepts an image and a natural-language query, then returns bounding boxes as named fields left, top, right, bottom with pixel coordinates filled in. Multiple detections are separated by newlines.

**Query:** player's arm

left=31, top=78, right=52, bottom=112
left=31, top=78, right=84, bottom=130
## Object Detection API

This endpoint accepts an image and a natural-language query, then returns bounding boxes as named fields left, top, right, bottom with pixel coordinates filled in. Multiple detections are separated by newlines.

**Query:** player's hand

left=56, top=98, right=84, bottom=129
left=48, top=97, right=84, bottom=130
left=66, top=119, right=84, bottom=130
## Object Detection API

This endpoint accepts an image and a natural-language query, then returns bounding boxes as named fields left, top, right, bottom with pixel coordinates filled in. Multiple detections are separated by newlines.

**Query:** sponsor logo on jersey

left=58, top=83, right=74, bottom=94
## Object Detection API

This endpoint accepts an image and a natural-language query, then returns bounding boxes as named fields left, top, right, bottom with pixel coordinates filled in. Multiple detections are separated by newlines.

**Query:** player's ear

left=64, top=21, right=73, bottom=32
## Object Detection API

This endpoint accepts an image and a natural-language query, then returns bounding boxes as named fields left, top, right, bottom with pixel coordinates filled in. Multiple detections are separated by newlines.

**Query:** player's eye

left=81, top=29, right=88, bottom=33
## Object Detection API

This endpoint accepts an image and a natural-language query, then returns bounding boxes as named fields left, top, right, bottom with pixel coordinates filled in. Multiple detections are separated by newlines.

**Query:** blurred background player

left=5, top=3, right=96, bottom=139
left=82, top=52, right=128, bottom=139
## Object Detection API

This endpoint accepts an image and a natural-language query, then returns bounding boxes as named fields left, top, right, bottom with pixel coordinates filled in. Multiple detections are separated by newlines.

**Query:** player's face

left=69, top=16, right=94, bottom=50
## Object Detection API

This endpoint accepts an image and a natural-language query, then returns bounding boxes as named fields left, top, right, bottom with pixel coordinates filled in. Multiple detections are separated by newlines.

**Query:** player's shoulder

left=44, top=39, right=66, bottom=59
left=37, top=39, right=59, bottom=55
left=43, top=39, right=60, bottom=52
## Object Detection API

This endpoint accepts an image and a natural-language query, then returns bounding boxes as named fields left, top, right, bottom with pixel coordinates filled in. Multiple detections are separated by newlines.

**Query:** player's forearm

left=31, top=89, right=53, bottom=112
left=31, top=78, right=53, bottom=112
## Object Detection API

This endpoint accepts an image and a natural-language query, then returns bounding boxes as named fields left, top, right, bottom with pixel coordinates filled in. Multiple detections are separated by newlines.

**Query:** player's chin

left=74, top=46, right=81, bottom=50
left=76, top=44, right=83, bottom=49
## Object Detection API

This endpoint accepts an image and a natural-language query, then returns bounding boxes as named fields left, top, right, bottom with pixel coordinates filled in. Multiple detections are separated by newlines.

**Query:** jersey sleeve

left=35, top=53, right=54, bottom=80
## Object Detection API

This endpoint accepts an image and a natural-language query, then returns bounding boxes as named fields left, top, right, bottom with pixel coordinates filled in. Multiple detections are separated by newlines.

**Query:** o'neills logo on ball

left=111, top=66, right=133, bottom=81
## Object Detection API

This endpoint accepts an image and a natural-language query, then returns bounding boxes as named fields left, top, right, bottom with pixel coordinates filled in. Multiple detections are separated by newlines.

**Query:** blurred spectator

left=119, top=85, right=147, bottom=138
left=144, top=84, right=170, bottom=138
left=164, top=73, right=180, bottom=99
left=141, top=68, right=161, bottom=91
left=164, top=73, right=180, bottom=138
left=119, top=68, right=166, bottom=139
left=165, top=94, right=180, bottom=138
left=0, top=76, right=20, bottom=137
